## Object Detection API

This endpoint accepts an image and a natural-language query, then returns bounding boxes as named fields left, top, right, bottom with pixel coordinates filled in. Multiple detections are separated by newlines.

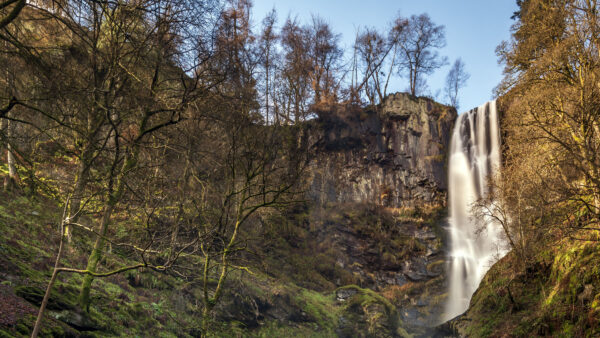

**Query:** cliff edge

left=308, top=93, right=457, bottom=208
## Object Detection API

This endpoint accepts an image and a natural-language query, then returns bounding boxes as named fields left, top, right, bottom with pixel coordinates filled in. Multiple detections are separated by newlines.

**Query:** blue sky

left=251, top=0, right=518, bottom=112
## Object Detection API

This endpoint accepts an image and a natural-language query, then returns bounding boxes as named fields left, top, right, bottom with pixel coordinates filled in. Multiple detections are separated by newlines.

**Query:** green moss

left=15, top=322, right=30, bottom=335
left=253, top=321, right=334, bottom=338
left=337, top=285, right=395, bottom=314
left=335, top=285, right=408, bottom=337
left=0, top=330, right=14, bottom=338
left=15, top=285, right=75, bottom=311
left=293, top=289, right=339, bottom=331
left=0, top=182, right=437, bottom=337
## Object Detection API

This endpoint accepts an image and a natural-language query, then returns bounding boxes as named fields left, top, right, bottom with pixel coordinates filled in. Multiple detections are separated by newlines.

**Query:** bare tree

left=258, top=8, right=278, bottom=125
left=396, top=13, right=447, bottom=96
left=354, top=27, right=390, bottom=105
left=214, top=0, right=257, bottom=111
left=307, top=15, right=343, bottom=106
left=444, top=58, right=470, bottom=110
left=494, top=0, right=600, bottom=254
left=350, top=15, right=407, bottom=106
left=171, top=97, right=308, bottom=334
left=0, top=0, right=222, bottom=314
left=281, top=16, right=311, bottom=123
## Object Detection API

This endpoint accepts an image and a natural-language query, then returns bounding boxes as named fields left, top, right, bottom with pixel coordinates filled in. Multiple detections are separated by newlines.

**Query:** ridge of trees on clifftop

left=1, top=1, right=472, bottom=125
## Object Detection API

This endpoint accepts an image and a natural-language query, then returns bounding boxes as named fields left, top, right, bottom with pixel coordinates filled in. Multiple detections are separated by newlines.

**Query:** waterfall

left=444, top=100, right=507, bottom=321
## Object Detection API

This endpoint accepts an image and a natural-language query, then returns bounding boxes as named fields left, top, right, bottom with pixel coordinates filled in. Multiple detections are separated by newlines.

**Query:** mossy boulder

left=335, top=285, right=409, bottom=338
left=52, top=310, right=100, bottom=331
left=15, top=285, right=75, bottom=311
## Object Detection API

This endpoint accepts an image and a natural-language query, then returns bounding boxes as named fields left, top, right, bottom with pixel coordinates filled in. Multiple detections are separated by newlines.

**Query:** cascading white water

left=444, top=100, right=507, bottom=321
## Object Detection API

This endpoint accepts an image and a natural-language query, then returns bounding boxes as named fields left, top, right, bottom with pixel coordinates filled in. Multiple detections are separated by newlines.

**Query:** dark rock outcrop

left=307, top=203, right=449, bottom=335
left=307, top=93, right=457, bottom=208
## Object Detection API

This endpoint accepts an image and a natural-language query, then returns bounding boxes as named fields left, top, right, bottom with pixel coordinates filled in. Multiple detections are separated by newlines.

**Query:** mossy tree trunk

left=66, top=115, right=102, bottom=242
left=78, top=146, right=138, bottom=310
left=3, top=111, right=18, bottom=191
left=78, top=203, right=115, bottom=311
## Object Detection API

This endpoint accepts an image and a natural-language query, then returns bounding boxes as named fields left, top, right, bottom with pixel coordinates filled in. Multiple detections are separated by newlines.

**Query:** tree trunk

left=201, top=305, right=213, bottom=337
left=66, top=145, right=93, bottom=242
left=411, top=69, right=416, bottom=96
left=78, top=204, right=114, bottom=311
left=78, top=143, right=138, bottom=310
left=6, top=142, right=16, bottom=187
left=3, top=113, right=18, bottom=191
left=265, top=53, right=269, bottom=126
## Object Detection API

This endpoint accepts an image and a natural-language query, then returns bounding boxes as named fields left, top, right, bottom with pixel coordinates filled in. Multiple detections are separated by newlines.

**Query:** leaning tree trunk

left=31, top=203, right=69, bottom=338
left=78, top=149, right=138, bottom=311
left=78, top=203, right=114, bottom=311
left=3, top=112, right=18, bottom=191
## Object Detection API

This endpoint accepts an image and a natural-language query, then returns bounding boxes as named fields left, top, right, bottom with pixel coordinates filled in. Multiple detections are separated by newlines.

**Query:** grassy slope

left=0, top=190, right=427, bottom=337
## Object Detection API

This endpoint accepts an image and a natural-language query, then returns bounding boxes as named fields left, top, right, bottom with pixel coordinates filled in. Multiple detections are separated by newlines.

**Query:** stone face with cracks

left=307, top=93, right=457, bottom=208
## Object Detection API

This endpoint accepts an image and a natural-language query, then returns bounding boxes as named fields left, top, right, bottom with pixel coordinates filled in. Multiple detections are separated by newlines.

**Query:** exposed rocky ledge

left=307, top=93, right=457, bottom=208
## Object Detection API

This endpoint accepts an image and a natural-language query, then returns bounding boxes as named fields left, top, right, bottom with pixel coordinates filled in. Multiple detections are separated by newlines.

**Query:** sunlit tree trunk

left=3, top=112, right=17, bottom=191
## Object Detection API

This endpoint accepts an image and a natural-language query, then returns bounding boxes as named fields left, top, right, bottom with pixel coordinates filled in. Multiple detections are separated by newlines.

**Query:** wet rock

left=15, top=285, right=75, bottom=311
left=336, top=288, right=358, bottom=302
left=262, top=294, right=293, bottom=322
left=427, top=257, right=445, bottom=273
left=288, top=310, right=311, bottom=323
left=52, top=310, right=99, bottom=331
left=416, top=229, right=437, bottom=240
left=403, top=308, right=419, bottom=321
left=426, top=246, right=441, bottom=257
left=216, top=291, right=265, bottom=328
left=403, top=258, right=430, bottom=282
left=416, top=298, right=428, bottom=307
left=395, top=274, right=408, bottom=287
left=405, top=271, right=426, bottom=282
left=434, top=314, right=463, bottom=337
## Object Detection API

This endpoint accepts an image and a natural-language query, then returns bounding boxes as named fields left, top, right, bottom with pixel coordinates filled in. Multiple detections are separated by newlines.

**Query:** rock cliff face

left=306, top=203, right=449, bottom=334
left=307, top=93, right=457, bottom=208
left=296, top=93, right=457, bottom=334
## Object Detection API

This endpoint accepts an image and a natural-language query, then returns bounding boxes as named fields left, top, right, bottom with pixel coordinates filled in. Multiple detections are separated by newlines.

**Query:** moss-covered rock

left=335, top=285, right=409, bottom=338
left=15, top=285, right=76, bottom=311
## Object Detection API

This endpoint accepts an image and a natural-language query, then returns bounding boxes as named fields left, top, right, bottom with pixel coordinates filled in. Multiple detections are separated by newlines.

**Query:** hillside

left=0, top=91, right=458, bottom=337
left=449, top=0, right=600, bottom=334
left=3, top=0, right=600, bottom=337
left=0, top=3, right=465, bottom=336
left=0, top=191, right=440, bottom=337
